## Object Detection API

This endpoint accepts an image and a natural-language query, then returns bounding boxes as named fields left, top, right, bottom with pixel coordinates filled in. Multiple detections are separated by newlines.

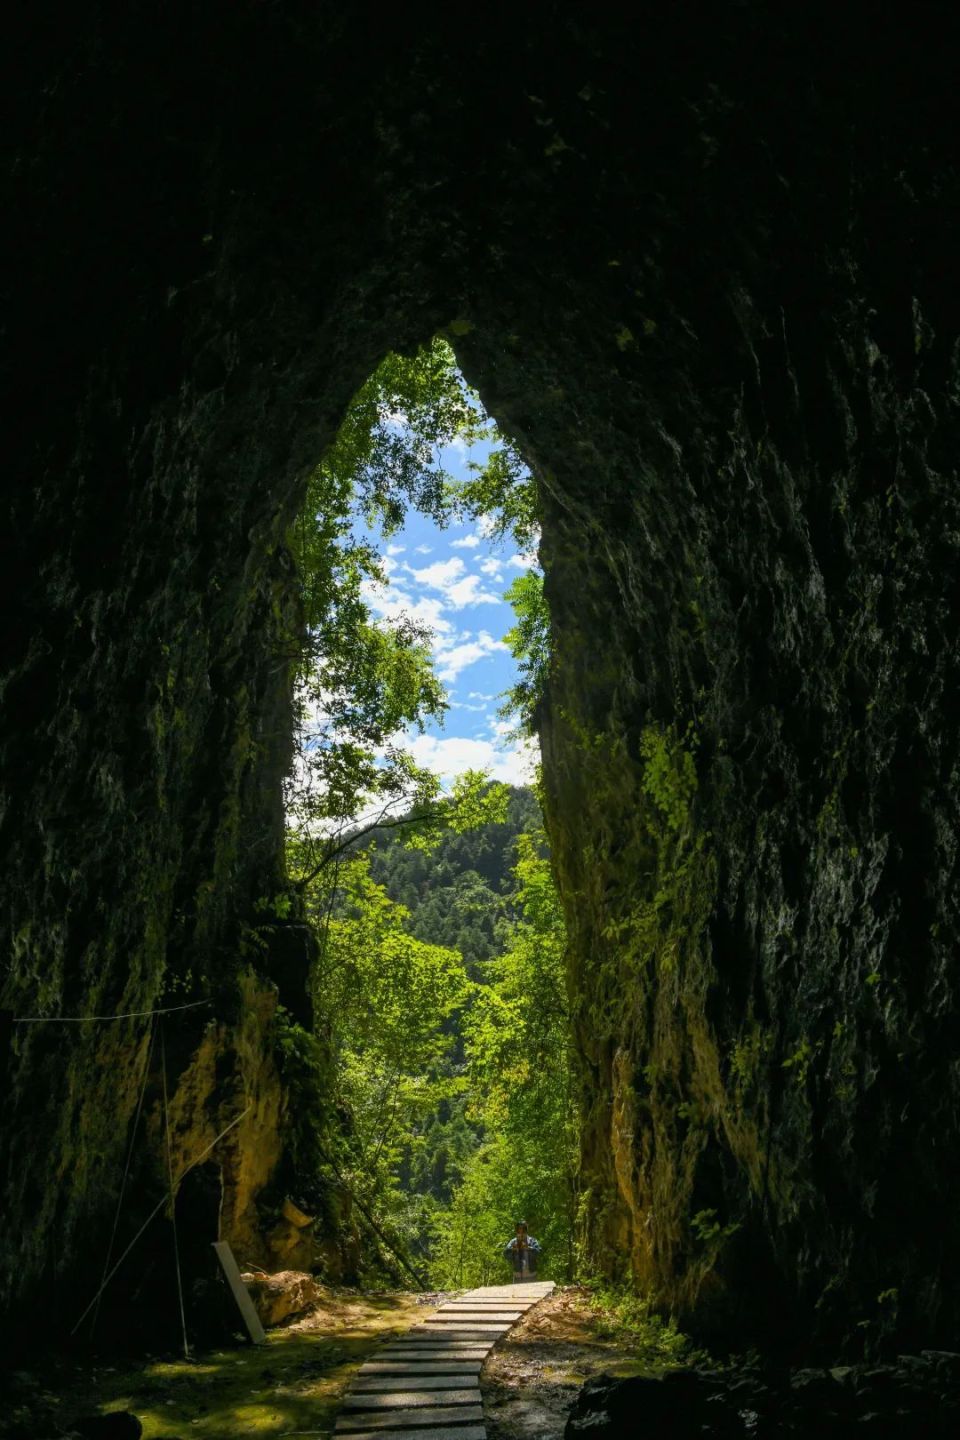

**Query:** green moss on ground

left=1, top=1291, right=426, bottom=1439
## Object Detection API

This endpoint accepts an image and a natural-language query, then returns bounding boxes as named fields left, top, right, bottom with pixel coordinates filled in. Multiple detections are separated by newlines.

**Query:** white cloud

left=477, top=515, right=498, bottom=538
left=468, top=691, right=494, bottom=701
left=362, top=578, right=454, bottom=639
left=360, top=576, right=391, bottom=611
left=414, top=544, right=433, bottom=554
left=479, top=558, right=504, bottom=578
left=405, top=732, right=539, bottom=786
left=410, top=556, right=465, bottom=590
left=407, top=555, right=499, bottom=609
left=507, top=552, right=538, bottom=569
left=488, top=716, right=515, bottom=741
left=386, top=542, right=406, bottom=556
left=436, top=631, right=508, bottom=683
left=401, top=597, right=456, bottom=636
left=451, top=534, right=481, bottom=549
left=444, top=575, right=501, bottom=608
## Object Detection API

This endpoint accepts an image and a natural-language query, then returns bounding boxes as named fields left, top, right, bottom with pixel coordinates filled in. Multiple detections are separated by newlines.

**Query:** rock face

left=3, top=6, right=959, bottom=1350
left=565, top=1358, right=960, bottom=1438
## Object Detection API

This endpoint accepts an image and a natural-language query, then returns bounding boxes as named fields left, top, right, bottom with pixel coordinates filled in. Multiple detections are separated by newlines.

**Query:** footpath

left=334, top=1282, right=555, bottom=1440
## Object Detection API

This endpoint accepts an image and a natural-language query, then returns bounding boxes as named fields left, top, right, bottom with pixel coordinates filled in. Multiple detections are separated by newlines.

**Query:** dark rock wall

left=452, top=17, right=960, bottom=1348
left=3, top=6, right=958, bottom=1348
left=1, top=2, right=438, bottom=1325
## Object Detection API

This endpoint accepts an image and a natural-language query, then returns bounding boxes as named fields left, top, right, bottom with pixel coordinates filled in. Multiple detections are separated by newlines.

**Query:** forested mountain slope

left=365, top=786, right=541, bottom=969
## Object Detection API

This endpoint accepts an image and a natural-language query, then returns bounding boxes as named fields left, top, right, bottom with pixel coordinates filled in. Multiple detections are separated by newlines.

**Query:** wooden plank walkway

left=335, top=1282, right=554, bottom=1439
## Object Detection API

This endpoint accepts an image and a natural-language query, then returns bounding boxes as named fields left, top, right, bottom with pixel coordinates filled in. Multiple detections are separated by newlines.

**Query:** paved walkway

left=335, top=1282, right=555, bottom=1439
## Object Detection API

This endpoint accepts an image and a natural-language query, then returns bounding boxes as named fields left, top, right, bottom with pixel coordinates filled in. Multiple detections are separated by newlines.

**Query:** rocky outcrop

left=3, top=5, right=959, bottom=1353
left=147, top=974, right=290, bottom=1272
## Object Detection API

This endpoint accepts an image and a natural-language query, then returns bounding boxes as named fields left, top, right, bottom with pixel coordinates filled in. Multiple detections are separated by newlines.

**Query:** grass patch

left=582, top=1283, right=709, bottom=1371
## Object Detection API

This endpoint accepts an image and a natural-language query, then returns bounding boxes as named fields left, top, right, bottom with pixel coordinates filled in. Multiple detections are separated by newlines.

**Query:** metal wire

left=161, top=1021, right=190, bottom=1359
left=13, top=999, right=211, bottom=1024
left=89, top=1014, right=159, bottom=1339
left=70, top=1103, right=253, bottom=1336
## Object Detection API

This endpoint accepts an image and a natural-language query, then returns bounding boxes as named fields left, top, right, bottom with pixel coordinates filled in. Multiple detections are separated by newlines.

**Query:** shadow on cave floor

left=0, top=1289, right=429, bottom=1439
left=482, top=1287, right=702, bottom=1440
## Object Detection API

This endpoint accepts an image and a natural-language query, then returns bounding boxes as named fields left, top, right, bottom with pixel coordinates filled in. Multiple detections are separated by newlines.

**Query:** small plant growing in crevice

left=690, top=1207, right=742, bottom=1248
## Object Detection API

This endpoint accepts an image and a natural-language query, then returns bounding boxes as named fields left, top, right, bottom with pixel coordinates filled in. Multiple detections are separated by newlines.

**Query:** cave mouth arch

left=265, top=337, right=564, bottom=1296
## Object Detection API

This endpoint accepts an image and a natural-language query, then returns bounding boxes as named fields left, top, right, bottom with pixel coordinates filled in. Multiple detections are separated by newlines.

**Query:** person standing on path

left=504, top=1220, right=541, bottom=1281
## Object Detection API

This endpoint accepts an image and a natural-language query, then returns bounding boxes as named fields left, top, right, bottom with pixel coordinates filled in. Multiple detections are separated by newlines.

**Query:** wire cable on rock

left=161, top=1019, right=190, bottom=1360
left=89, top=1013, right=159, bottom=1340
left=13, top=998, right=212, bottom=1024
left=70, top=1103, right=253, bottom=1337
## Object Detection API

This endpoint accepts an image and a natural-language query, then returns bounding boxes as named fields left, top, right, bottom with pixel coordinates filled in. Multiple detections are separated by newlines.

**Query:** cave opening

left=274, top=336, right=573, bottom=1295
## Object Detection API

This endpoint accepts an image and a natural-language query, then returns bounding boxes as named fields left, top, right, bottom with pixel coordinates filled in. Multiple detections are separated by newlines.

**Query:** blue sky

left=356, top=437, right=539, bottom=789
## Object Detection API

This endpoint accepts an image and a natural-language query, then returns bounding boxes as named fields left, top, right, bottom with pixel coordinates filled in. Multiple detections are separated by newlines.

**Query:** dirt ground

left=482, top=1287, right=665, bottom=1440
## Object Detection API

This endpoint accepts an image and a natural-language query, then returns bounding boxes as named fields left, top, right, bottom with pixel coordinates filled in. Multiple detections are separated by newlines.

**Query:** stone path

left=335, top=1283, right=554, bottom=1439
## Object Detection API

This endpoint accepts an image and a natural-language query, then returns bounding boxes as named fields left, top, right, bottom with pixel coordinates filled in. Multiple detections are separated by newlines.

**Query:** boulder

left=240, top=1269, right=322, bottom=1327
left=565, top=1371, right=736, bottom=1439
left=71, top=1415, right=143, bottom=1440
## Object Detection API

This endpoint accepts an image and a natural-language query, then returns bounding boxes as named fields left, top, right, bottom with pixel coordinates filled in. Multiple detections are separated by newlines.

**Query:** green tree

left=432, top=830, right=577, bottom=1286
left=309, top=851, right=472, bottom=1263
left=501, top=571, right=551, bottom=734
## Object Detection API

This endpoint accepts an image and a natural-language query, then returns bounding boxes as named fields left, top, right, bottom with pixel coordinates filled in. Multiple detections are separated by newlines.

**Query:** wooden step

left=354, top=1375, right=482, bottom=1392
left=342, top=1389, right=480, bottom=1410
left=383, top=1339, right=494, bottom=1350
left=417, top=1325, right=509, bottom=1335
left=436, top=1304, right=531, bottom=1312
left=420, top=1320, right=511, bottom=1328
left=336, top=1404, right=484, bottom=1430
left=377, top=1342, right=492, bottom=1353
left=386, top=1335, right=494, bottom=1344
left=337, top=1429, right=486, bottom=1440
left=393, top=1337, right=499, bottom=1347
left=377, top=1357, right=489, bottom=1368
left=446, top=1296, right=538, bottom=1307
left=360, top=1363, right=483, bottom=1376
left=460, top=1296, right=552, bottom=1307
left=443, top=1298, right=535, bottom=1305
